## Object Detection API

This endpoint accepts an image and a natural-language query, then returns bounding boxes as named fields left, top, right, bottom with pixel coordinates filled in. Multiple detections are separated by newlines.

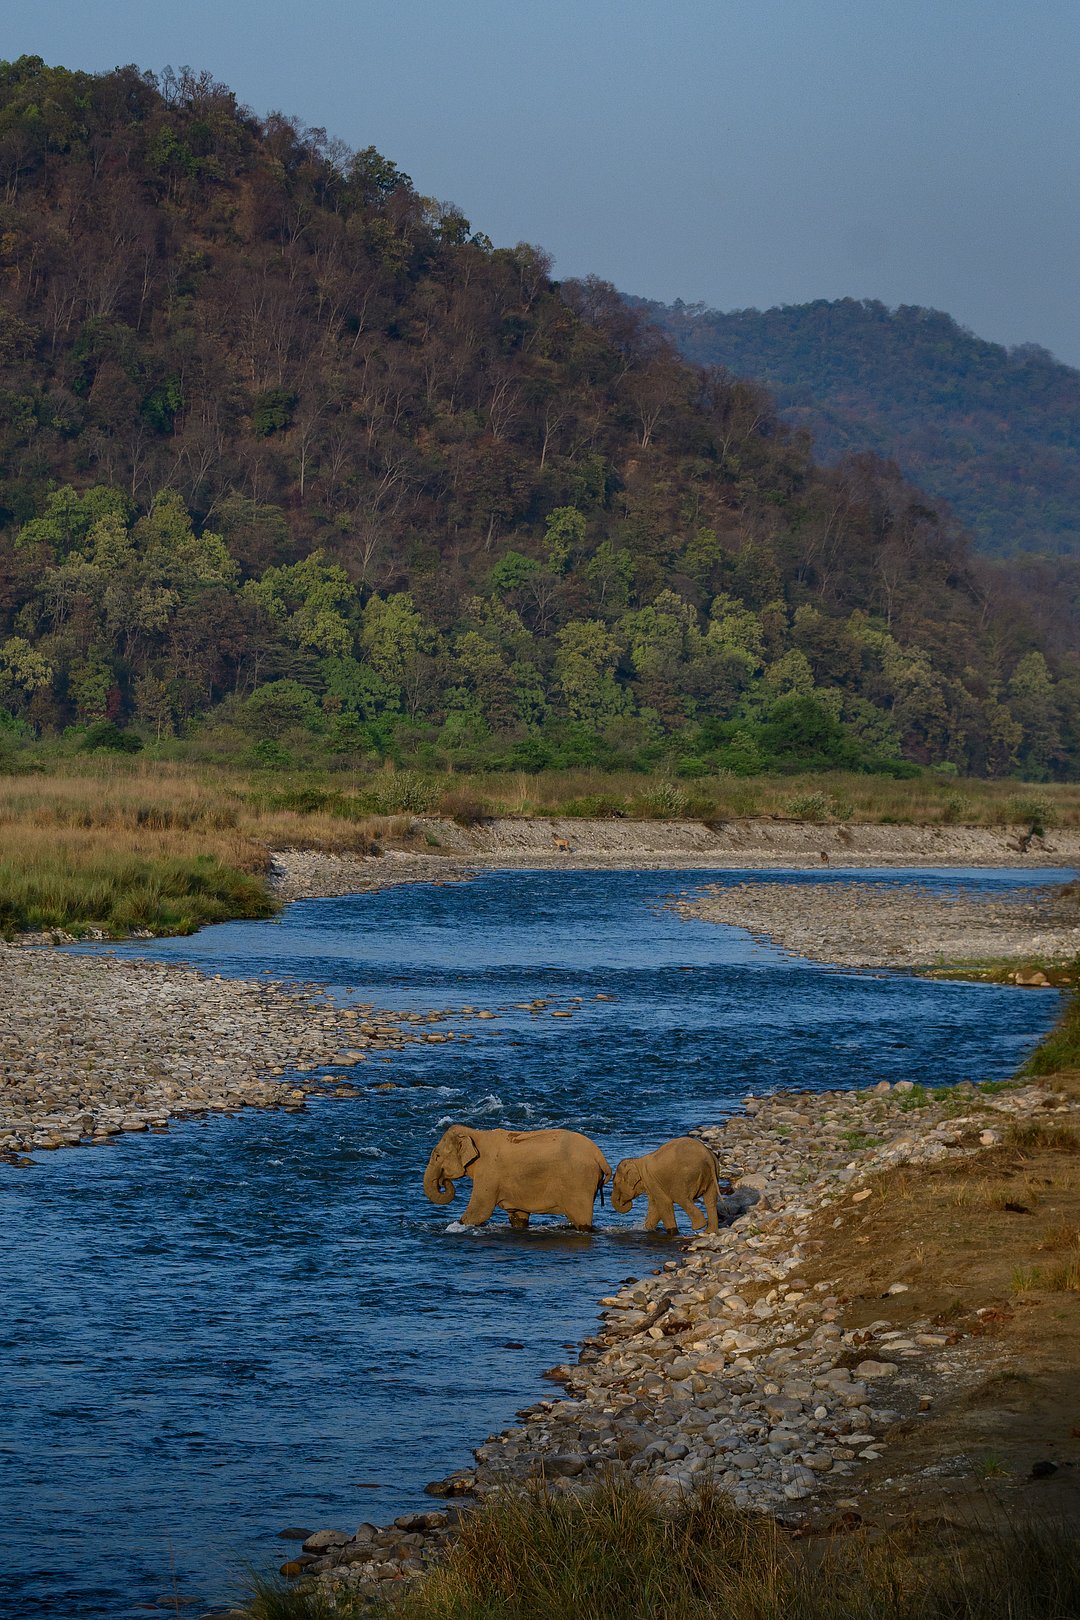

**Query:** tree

left=360, top=592, right=437, bottom=716
left=0, top=635, right=52, bottom=709
left=1008, top=651, right=1061, bottom=778
left=554, top=619, right=623, bottom=724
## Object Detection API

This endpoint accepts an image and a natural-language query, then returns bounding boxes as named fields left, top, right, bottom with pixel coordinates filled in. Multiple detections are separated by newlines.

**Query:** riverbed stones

left=673, top=877, right=1080, bottom=971
left=0, top=943, right=422, bottom=1160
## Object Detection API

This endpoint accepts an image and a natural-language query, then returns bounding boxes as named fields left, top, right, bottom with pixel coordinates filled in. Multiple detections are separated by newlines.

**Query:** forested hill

left=0, top=58, right=1077, bottom=782
left=643, top=297, right=1080, bottom=560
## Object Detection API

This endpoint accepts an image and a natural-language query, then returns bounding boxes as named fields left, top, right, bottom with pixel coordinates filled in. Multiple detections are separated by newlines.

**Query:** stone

left=302, top=1529, right=350, bottom=1552
left=854, top=1360, right=898, bottom=1380
left=544, top=1453, right=586, bottom=1477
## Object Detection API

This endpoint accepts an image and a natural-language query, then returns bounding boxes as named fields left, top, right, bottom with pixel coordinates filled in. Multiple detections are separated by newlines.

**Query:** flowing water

left=0, top=867, right=1066, bottom=1619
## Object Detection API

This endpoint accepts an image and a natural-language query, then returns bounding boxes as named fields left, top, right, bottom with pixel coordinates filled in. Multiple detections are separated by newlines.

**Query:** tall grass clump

left=1020, top=983, right=1080, bottom=1077
left=244, top=1481, right=1080, bottom=1620
left=0, top=848, right=277, bottom=939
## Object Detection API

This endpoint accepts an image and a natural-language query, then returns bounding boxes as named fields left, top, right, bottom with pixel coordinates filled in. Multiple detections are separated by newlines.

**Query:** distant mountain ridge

left=642, top=297, right=1080, bottom=557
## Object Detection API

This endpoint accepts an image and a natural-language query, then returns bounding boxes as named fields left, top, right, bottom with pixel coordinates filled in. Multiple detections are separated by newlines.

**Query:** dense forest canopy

left=643, top=295, right=1080, bottom=560
left=0, top=57, right=1078, bottom=781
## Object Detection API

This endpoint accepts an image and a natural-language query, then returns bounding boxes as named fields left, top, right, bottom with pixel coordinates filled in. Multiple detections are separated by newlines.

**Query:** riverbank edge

left=283, top=1041, right=1080, bottom=1617
left=266, top=818, right=1080, bottom=904
left=393, top=814, right=1080, bottom=870
left=8, top=816, right=1079, bottom=947
left=673, top=875, right=1080, bottom=979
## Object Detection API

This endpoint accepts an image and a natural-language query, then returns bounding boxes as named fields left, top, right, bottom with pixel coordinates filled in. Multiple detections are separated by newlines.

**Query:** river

left=0, top=866, right=1065, bottom=1618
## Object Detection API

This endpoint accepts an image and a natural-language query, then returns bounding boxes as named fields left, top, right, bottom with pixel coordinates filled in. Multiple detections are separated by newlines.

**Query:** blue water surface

left=0, top=866, right=1066, bottom=1619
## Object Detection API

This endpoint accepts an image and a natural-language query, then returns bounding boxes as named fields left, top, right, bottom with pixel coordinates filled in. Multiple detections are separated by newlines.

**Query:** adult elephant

left=611, top=1136, right=720, bottom=1233
left=423, top=1124, right=612, bottom=1230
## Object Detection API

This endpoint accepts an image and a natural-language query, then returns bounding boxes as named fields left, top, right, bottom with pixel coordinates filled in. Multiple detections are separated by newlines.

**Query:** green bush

left=941, top=791, right=974, bottom=823
left=636, top=779, right=690, bottom=818
left=0, top=852, right=277, bottom=939
left=81, top=721, right=143, bottom=754
left=371, top=770, right=440, bottom=814
left=1008, top=793, right=1057, bottom=837
left=783, top=789, right=833, bottom=822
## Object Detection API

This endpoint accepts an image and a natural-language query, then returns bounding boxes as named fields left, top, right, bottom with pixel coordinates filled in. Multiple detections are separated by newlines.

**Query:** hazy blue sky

left=10, top=0, right=1080, bottom=362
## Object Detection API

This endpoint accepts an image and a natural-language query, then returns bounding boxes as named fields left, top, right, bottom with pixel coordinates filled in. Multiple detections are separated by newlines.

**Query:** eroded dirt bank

left=420, top=815, right=1080, bottom=868
left=267, top=816, right=1080, bottom=908
left=675, top=878, right=1080, bottom=971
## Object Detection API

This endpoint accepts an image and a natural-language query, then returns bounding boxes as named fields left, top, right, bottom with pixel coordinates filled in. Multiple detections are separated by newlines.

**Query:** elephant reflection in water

left=423, top=1124, right=612, bottom=1230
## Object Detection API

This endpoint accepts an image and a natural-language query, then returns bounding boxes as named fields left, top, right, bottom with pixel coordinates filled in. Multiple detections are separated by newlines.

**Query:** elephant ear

left=443, top=1126, right=480, bottom=1179
left=619, top=1159, right=644, bottom=1200
left=639, top=1160, right=661, bottom=1201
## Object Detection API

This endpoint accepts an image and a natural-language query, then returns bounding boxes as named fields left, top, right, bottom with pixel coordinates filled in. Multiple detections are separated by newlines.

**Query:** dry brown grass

left=391, top=766, right=1080, bottom=826
left=0, top=761, right=408, bottom=936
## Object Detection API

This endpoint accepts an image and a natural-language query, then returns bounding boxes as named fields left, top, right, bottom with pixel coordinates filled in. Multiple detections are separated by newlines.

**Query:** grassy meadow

left=1, top=756, right=1078, bottom=938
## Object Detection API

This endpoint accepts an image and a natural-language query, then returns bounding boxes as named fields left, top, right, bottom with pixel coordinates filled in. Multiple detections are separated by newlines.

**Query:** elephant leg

left=460, top=1187, right=497, bottom=1225
left=563, top=1195, right=596, bottom=1230
left=702, top=1181, right=720, bottom=1233
left=653, top=1195, right=678, bottom=1234
left=682, top=1199, right=707, bottom=1232
left=643, top=1196, right=661, bottom=1231
left=507, top=1209, right=530, bottom=1230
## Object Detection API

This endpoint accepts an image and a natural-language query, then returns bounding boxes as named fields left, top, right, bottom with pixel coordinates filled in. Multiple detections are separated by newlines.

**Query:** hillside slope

left=0, top=58, right=1077, bottom=780
left=645, top=297, right=1080, bottom=559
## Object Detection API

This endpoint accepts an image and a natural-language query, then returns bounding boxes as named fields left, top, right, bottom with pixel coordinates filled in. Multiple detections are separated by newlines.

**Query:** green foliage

left=0, top=62, right=1076, bottom=781
left=314, top=1478, right=1080, bottom=1620
left=1008, top=792, right=1057, bottom=836
left=251, top=388, right=297, bottom=437
left=0, top=850, right=276, bottom=940
left=1021, top=980, right=1080, bottom=1077
left=241, top=681, right=322, bottom=741
left=80, top=721, right=143, bottom=754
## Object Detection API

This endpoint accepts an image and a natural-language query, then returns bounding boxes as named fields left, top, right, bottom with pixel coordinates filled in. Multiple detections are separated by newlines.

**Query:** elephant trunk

left=424, top=1160, right=456, bottom=1205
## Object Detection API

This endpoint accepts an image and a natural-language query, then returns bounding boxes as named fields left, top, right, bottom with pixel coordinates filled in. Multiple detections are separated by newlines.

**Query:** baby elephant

left=612, top=1136, right=720, bottom=1233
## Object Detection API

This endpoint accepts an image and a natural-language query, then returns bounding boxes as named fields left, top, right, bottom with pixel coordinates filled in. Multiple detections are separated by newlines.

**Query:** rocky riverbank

left=0, top=945, right=478, bottom=1162
left=288, top=1072, right=1079, bottom=1612
left=673, top=878, right=1080, bottom=971
left=269, top=847, right=474, bottom=903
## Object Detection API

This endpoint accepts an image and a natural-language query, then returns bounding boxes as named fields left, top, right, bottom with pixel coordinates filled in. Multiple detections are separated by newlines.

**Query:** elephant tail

left=707, top=1142, right=733, bottom=1193
left=597, top=1155, right=613, bottom=1207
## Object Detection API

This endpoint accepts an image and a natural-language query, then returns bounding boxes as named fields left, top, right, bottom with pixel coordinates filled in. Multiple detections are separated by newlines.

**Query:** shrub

left=1008, top=792, right=1057, bottom=836
left=438, top=789, right=489, bottom=826
left=242, top=681, right=321, bottom=741
left=371, top=770, right=439, bottom=814
left=941, top=791, right=974, bottom=823
left=81, top=721, right=143, bottom=754
left=560, top=793, right=628, bottom=818
left=638, top=780, right=690, bottom=818
left=783, top=789, right=832, bottom=822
